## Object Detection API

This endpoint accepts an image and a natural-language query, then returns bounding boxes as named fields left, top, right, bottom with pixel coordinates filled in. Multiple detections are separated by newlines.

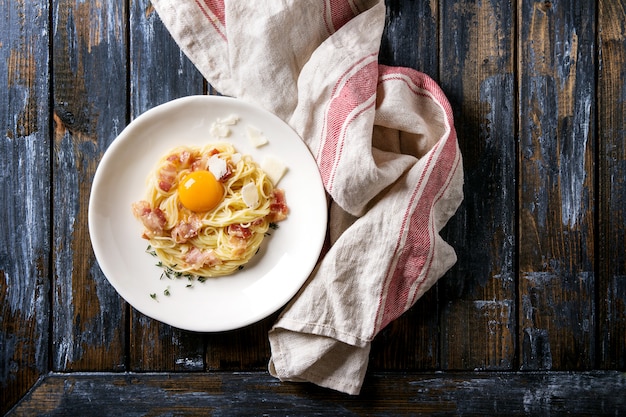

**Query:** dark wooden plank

left=0, top=0, right=51, bottom=413
left=370, top=0, right=441, bottom=371
left=597, top=0, right=626, bottom=370
left=127, top=0, right=206, bottom=371
left=438, top=0, right=517, bottom=370
left=518, top=0, right=597, bottom=370
left=52, top=0, right=127, bottom=371
left=205, top=315, right=277, bottom=371
left=129, top=0, right=206, bottom=118
left=8, top=371, right=626, bottom=416
left=379, top=0, right=438, bottom=77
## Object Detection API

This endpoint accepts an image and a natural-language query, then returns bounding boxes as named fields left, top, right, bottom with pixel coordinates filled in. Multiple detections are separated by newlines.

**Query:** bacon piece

left=190, top=154, right=209, bottom=172
left=227, top=224, right=253, bottom=258
left=132, top=201, right=167, bottom=235
left=157, top=162, right=177, bottom=192
left=227, top=224, right=252, bottom=239
left=268, top=189, right=289, bottom=222
left=171, top=215, right=203, bottom=243
left=230, top=236, right=249, bottom=258
left=167, top=150, right=191, bottom=167
left=178, top=150, right=191, bottom=167
left=184, top=247, right=221, bottom=269
left=160, top=151, right=197, bottom=191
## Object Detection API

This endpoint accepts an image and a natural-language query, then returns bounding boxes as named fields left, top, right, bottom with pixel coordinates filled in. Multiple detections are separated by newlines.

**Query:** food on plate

left=132, top=142, right=288, bottom=278
left=247, top=126, right=268, bottom=147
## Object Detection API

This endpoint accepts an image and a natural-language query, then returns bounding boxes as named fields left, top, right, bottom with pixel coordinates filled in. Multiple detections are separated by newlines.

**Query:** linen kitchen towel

left=151, top=0, right=464, bottom=395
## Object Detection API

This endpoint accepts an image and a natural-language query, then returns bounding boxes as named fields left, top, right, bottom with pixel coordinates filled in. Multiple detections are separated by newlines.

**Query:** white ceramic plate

left=89, top=95, right=327, bottom=332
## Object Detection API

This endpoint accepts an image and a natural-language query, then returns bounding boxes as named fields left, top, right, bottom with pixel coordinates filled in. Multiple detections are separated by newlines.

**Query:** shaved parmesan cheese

left=210, top=123, right=231, bottom=138
left=247, top=126, right=268, bottom=147
left=210, top=115, right=240, bottom=138
left=262, top=156, right=287, bottom=185
left=220, top=114, right=240, bottom=125
left=231, top=153, right=242, bottom=164
left=208, top=155, right=228, bottom=180
left=241, top=182, right=260, bottom=209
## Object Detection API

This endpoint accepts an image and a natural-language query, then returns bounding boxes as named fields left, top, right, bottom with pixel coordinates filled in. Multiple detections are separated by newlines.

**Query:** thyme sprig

left=265, top=222, right=279, bottom=237
left=145, top=245, right=205, bottom=297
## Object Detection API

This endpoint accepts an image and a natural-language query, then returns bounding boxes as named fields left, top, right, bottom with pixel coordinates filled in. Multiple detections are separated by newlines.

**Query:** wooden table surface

left=2, top=0, right=625, bottom=415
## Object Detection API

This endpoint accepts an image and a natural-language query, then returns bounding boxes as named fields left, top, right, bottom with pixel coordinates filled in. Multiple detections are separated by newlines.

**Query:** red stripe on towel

left=374, top=67, right=460, bottom=334
left=323, top=0, right=357, bottom=34
left=195, top=0, right=227, bottom=41
left=318, top=57, right=378, bottom=192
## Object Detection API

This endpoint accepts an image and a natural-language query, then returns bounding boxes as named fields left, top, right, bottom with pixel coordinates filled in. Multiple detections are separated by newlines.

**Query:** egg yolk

left=178, top=170, right=224, bottom=212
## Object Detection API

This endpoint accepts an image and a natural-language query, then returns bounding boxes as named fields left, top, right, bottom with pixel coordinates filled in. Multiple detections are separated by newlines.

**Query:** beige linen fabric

left=152, top=0, right=463, bottom=395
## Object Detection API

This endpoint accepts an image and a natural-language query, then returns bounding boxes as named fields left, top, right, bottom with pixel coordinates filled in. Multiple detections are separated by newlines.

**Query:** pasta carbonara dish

left=132, top=142, right=288, bottom=278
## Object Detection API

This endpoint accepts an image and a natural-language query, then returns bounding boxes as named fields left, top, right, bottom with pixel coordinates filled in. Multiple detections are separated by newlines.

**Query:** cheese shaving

left=261, top=156, right=287, bottom=185
left=246, top=126, right=268, bottom=147
left=208, top=155, right=228, bottom=179
left=241, top=182, right=260, bottom=209
left=210, top=115, right=240, bottom=138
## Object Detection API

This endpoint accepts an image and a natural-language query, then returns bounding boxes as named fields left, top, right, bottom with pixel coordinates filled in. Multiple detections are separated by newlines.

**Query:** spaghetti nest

left=132, top=142, right=288, bottom=278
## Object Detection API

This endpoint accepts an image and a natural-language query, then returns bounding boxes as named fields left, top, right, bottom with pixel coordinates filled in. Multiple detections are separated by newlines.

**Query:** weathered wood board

left=371, top=0, right=441, bottom=371
left=438, top=0, right=517, bottom=371
left=51, top=0, right=127, bottom=372
left=518, top=0, right=597, bottom=370
left=8, top=371, right=626, bottom=416
left=127, top=0, right=207, bottom=373
left=1, top=0, right=51, bottom=412
left=1, top=0, right=625, bottom=414
left=597, top=0, right=626, bottom=370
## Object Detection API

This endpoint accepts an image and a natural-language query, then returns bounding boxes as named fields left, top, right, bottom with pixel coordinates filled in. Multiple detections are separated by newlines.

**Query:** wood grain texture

left=597, top=0, right=626, bottom=370
left=129, top=0, right=206, bottom=119
left=518, top=0, right=597, bottom=370
left=379, top=0, right=438, bottom=77
left=127, top=0, right=207, bottom=372
left=371, top=0, right=440, bottom=371
left=51, top=0, right=127, bottom=371
left=0, top=0, right=51, bottom=414
left=438, top=0, right=517, bottom=370
left=1, top=0, right=626, bottom=414
left=8, top=371, right=626, bottom=416
left=205, top=314, right=277, bottom=371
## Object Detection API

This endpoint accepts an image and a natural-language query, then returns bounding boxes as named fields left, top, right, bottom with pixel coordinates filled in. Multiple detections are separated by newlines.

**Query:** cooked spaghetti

left=132, top=142, right=288, bottom=278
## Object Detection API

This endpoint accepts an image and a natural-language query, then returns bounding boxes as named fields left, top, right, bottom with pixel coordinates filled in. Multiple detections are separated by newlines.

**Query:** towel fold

left=152, top=0, right=463, bottom=395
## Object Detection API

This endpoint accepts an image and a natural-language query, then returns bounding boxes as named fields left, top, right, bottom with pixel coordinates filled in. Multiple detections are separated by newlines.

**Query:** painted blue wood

left=0, top=0, right=51, bottom=413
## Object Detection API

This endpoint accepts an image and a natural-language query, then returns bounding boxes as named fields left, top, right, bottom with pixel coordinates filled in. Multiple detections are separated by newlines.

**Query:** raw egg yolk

left=178, top=170, right=224, bottom=212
